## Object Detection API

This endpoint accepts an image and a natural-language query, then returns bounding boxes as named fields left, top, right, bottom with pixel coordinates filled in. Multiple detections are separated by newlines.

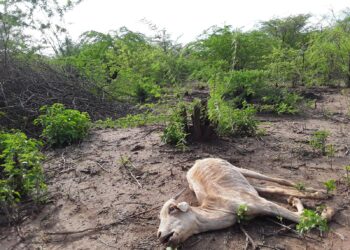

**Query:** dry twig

left=119, top=156, right=142, bottom=188
left=97, top=162, right=111, bottom=173
left=239, top=224, right=257, bottom=250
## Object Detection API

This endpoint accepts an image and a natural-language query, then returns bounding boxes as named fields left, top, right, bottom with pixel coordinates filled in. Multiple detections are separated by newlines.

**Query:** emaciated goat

left=157, top=158, right=334, bottom=246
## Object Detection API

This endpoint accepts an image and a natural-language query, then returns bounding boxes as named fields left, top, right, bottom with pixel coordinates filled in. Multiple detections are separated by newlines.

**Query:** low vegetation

left=296, top=209, right=328, bottom=234
left=237, top=204, right=249, bottom=223
left=309, top=130, right=330, bottom=155
left=323, top=179, right=336, bottom=194
left=94, top=112, right=167, bottom=129
left=345, top=165, right=350, bottom=186
left=295, top=182, right=306, bottom=191
left=0, top=1, right=348, bottom=246
left=34, top=103, right=91, bottom=147
left=0, top=131, right=45, bottom=209
left=161, top=103, right=188, bottom=149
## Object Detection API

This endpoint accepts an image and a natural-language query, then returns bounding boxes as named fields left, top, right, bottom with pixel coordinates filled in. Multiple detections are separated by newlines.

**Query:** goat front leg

left=254, top=186, right=328, bottom=199
left=259, top=198, right=303, bottom=223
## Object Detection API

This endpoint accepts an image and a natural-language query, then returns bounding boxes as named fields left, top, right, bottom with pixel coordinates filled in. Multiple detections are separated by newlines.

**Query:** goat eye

left=169, top=206, right=176, bottom=213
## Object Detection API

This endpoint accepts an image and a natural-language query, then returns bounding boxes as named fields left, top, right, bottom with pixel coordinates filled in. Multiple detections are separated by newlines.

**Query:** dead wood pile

left=0, top=58, right=135, bottom=136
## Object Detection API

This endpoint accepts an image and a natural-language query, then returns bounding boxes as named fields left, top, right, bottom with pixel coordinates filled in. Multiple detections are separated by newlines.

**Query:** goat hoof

left=287, top=196, right=295, bottom=205
left=288, top=196, right=301, bottom=206
left=321, top=206, right=336, bottom=221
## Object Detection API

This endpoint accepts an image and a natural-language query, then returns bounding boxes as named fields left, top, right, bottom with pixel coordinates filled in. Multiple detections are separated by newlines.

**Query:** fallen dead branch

left=97, top=162, right=111, bottom=173
left=112, top=202, right=152, bottom=206
left=331, top=229, right=345, bottom=241
left=266, top=218, right=321, bottom=242
left=239, top=224, right=257, bottom=250
left=263, top=223, right=296, bottom=237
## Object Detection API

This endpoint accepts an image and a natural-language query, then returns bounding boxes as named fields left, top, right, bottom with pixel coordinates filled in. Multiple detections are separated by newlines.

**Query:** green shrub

left=208, top=95, right=258, bottom=137
left=34, top=103, right=91, bottom=147
left=209, top=70, right=303, bottom=115
left=161, top=103, right=188, bottom=149
left=189, top=60, right=228, bottom=82
left=221, top=70, right=268, bottom=107
left=230, top=104, right=257, bottom=136
left=296, top=209, right=328, bottom=234
left=135, top=81, right=161, bottom=103
left=309, top=130, right=330, bottom=155
left=262, top=90, right=303, bottom=114
left=0, top=131, right=45, bottom=205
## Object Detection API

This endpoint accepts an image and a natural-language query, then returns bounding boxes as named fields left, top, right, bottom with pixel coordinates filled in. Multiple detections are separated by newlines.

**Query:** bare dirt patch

left=1, top=89, right=350, bottom=250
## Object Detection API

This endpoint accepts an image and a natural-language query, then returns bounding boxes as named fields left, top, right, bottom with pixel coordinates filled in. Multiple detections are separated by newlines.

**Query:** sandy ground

left=1, top=87, right=350, bottom=250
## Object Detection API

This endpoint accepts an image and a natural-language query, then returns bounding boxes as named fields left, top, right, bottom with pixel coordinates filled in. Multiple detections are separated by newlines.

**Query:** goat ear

left=176, top=202, right=189, bottom=212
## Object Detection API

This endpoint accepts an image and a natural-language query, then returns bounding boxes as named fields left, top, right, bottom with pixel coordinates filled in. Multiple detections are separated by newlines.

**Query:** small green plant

left=119, top=155, right=131, bottom=166
left=256, top=128, right=267, bottom=137
left=162, top=103, right=188, bottom=150
left=326, top=144, right=335, bottom=156
left=295, top=182, right=306, bottom=191
left=326, top=144, right=335, bottom=168
left=296, top=209, right=328, bottom=234
left=345, top=165, right=350, bottom=186
left=306, top=100, right=317, bottom=109
left=237, top=204, right=248, bottom=223
left=323, top=179, right=336, bottom=194
left=309, top=130, right=330, bottom=155
left=0, top=131, right=46, bottom=207
left=34, top=103, right=91, bottom=147
left=276, top=215, right=283, bottom=222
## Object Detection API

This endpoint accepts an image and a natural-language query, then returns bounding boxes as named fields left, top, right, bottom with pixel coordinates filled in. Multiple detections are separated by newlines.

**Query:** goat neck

left=190, top=205, right=236, bottom=234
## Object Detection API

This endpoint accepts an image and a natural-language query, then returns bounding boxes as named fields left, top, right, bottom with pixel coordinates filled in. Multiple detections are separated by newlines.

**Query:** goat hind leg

left=238, top=168, right=323, bottom=193
left=254, top=186, right=327, bottom=199
left=288, top=197, right=304, bottom=215
left=237, top=167, right=296, bottom=187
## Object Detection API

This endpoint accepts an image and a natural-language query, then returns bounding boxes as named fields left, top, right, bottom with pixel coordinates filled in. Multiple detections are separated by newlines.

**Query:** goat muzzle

left=159, top=231, right=175, bottom=245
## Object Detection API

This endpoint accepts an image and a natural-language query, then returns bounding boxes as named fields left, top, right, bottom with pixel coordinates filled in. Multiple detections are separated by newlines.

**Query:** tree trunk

left=191, top=100, right=215, bottom=141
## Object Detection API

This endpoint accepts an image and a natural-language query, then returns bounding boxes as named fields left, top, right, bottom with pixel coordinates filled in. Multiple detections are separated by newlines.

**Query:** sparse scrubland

left=1, top=1, right=350, bottom=249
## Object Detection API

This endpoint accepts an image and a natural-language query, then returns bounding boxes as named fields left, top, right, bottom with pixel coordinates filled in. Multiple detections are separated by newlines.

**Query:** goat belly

left=188, top=158, right=258, bottom=197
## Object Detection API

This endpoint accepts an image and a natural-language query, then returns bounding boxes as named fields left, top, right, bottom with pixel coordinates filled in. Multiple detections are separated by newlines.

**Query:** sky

left=65, top=0, right=349, bottom=44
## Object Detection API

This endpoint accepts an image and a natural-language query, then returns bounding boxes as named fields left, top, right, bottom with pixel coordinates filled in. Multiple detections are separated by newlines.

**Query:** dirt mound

left=1, top=89, right=350, bottom=250
left=0, top=59, right=135, bottom=136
